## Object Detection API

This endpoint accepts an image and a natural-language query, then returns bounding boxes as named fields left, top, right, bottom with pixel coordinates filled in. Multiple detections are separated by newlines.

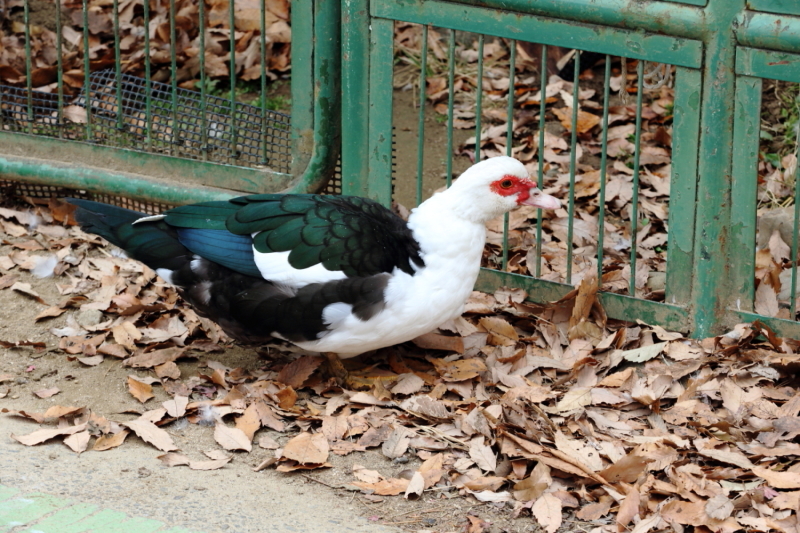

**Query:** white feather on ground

left=31, top=254, right=58, bottom=278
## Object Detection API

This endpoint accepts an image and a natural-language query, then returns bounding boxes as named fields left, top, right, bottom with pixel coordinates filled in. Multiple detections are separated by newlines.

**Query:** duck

left=67, top=156, right=560, bottom=385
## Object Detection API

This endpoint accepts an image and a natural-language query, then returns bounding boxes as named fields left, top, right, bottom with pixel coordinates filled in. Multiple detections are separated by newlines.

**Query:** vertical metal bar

left=665, top=66, right=702, bottom=305
left=229, top=0, right=238, bottom=158
left=729, top=76, right=762, bottom=313
left=474, top=34, right=484, bottom=163
left=199, top=0, right=208, bottom=160
left=82, top=0, right=92, bottom=139
left=169, top=0, right=179, bottom=148
left=535, top=44, right=547, bottom=279
left=502, top=40, right=516, bottom=272
left=367, top=17, right=394, bottom=205
left=445, top=29, right=456, bottom=187
left=291, top=0, right=340, bottom=191
left=506, top=42, right=516, bottom=151
left=791, top=156, right=800, bottom=318
left=113, top=0, right=123, bottom=131
left=629, top=59, right=645, bottom=296
left=416, top=26, right=429, bottom=206
left=143, top=0, right=152, bottom=148
left=23, top=0, right=33, bottom=133
left=566, top=50, right=581, bottom=285
left=56, top=0, right=64, bottom=134
left=290, top=0, right=313, bottom=177
left=341, top=0, right=370, bottom=195
left=690, top=0, right=745, bottom=337
left=259, top=0, right=268, bottom=165
left=597, top=56, right=611, bottom=286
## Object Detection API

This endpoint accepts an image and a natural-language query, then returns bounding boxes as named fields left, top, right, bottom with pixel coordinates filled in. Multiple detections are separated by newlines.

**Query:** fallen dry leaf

left=469, top=438, right=497, bottom=473
left=752, top=465, right=800, bottom=489
left=275, top=355, right=322, bottom=388
left=12, top=423, right=88, bottom=446
left=281, top=432, right=329, bottom=465
left=162, top=396, right=189, bottom=418
left=122, top=418, right=177, bottom=452
left=189, top=457, right=232, bottom=471
left=404, top=471, right=425, bottom=500
left=158, top=452, right=191, bottom=467
left=33, top=387, right=61, bottom=399
left=127, top=376, right=154, bottom=403
left=258, top=435, right=280, bottom=450
left=430, top=357, right=487, bottom=381
left=353, top=464, right=382, bottom=484
left=532, top=493, right=563, bottom=533
left=63, top=431, right=91, bottom=453
left=93, top=430, right=129, bottom=451
left=214, top=424, right=253, bottom=452
left=351, top=478, right=409, bottom=496
left=382, top=427, right=411, bottom=459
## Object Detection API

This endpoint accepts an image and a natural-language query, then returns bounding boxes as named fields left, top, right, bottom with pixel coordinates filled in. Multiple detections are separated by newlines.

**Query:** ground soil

left=391, top=89, right=474, bottom=207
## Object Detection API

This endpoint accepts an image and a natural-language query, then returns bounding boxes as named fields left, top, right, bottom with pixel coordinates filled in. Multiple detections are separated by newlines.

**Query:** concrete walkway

left=1, top=417, right=400, bottom=533
left=0, top=485, right=199, bottom=533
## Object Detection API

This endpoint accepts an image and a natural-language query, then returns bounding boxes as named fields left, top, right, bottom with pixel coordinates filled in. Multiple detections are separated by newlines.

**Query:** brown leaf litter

left=2, top=198, right=800, bottom=533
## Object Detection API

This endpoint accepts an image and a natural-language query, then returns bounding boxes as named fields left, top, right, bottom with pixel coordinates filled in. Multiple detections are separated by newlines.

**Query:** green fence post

left=341, top=0, right=371, bottom=197
left=689, top=0, right=746, bottom=336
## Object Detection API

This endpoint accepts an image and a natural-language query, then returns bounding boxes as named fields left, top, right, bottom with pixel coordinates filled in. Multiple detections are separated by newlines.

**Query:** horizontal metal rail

left=736, top=48, right=800, bottom=84
left=0, top=152, right=237, bottom=205
left=374, top=0, right=703, bottom=68
left=475, top=270, right=691, bottom=331
left=737, top=11, right=800, bottom=53
left=746, top=0, right=800, bottom=16
left=461, top=0, right=706, bottom=40
left=0, top=132, right=293, bottom=197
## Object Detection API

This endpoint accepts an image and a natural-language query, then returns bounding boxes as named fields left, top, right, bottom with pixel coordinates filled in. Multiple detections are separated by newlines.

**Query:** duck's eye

left=500, top=179, right=514, bottom=189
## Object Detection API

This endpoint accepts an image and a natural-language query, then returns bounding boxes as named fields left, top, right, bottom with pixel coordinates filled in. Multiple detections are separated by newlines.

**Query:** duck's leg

left=322, top=352, right=349, bottom=387
left=323, top=352, right=388, bottom=390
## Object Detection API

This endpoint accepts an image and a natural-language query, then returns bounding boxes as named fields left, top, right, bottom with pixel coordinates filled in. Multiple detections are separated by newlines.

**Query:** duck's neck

left=407, top=191, right=488, bottom=269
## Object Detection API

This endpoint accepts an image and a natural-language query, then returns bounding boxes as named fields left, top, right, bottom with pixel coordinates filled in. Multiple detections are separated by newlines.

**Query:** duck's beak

left=522, top=188, right=561, bottom=210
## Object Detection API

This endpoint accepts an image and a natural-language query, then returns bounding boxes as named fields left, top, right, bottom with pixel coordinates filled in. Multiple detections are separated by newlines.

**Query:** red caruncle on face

left=490, top=175, right=538, bottom=205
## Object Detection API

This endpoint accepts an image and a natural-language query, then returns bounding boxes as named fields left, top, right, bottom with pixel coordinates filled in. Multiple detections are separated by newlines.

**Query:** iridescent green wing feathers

left=165, top=195, right=424, bottom=278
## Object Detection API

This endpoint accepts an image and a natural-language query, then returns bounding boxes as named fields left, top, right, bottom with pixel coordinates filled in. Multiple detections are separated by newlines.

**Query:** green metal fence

left=340, top=0, right=800, bottom=339
left=0, top=0, right=340, bottom=206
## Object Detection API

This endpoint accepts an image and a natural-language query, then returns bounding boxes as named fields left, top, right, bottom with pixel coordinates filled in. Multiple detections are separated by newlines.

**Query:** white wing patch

left=321, top=302, right=353, bottom=330
left=132, top=214, right=166, bottom=225
left=252, top=250, right=347, bottom=288
left=155, top=268, right=174, bottom=284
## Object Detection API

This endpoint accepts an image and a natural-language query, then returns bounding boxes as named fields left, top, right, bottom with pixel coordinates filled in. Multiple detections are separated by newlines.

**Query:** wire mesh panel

left=1, top=69, right=291, bottom=172
left=0, top=0, right=339, bottom=206
left=355, top=1, right=703, bottom=332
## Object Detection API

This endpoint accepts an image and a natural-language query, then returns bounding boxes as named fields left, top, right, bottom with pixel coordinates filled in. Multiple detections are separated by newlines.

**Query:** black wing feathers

left=67, top=199, right=191, bottom=271
left=231, top=274, right=390, bottom=342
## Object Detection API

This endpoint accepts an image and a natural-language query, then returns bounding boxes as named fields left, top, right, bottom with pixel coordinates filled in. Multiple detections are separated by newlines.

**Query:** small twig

left=387, top=505, right=447, bottom=520
left=353, top=495, right=382, bottom=510
left=300, top=474, right=337, bottom=489
left=529, top=402, right=559, bottom=432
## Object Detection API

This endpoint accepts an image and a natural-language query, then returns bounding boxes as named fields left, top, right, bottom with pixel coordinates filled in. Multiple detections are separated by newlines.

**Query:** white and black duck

left=68, top=156, right=560, bottom=379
